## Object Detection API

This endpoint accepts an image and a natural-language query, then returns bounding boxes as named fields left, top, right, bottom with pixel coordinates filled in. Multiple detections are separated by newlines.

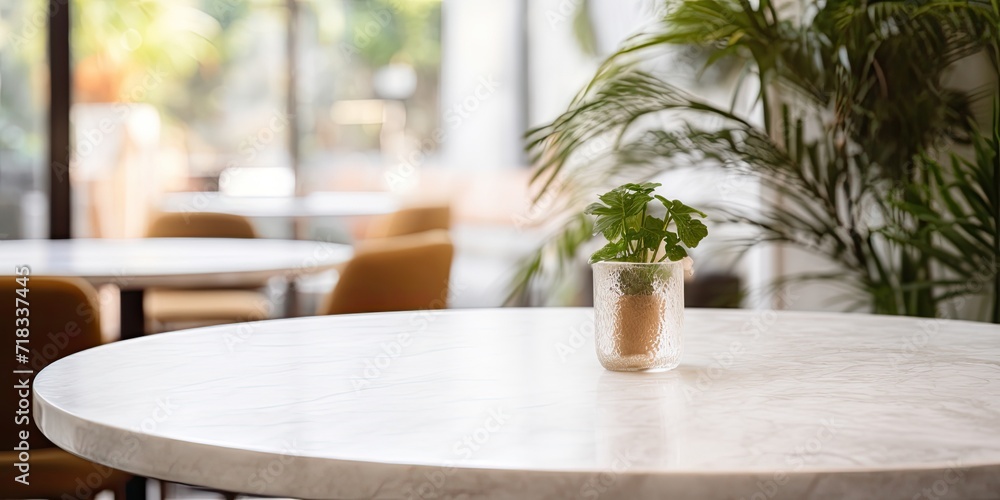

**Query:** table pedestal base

left=119, top=288, right=147, bottom=498
left=124, top=476, right=147, bottom=500
left=119, top=289, right=145, bottom=341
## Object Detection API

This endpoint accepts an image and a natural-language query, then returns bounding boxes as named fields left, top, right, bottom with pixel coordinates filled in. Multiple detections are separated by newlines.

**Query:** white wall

left=440, top=0, right=525, bottom=169
left=438, top=0, right=656, bottom=170
left=527, top=0, right=653, bottom=126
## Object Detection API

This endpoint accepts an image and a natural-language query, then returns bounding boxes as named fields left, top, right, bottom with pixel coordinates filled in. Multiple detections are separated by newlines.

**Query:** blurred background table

left=0, top=238, right=351, bottom=340
left=160, top=191, right=400, bottom=240
left=34, top=308, right=1000, bottom=499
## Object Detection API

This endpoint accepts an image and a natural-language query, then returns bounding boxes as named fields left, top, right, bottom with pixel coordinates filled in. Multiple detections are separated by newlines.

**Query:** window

left=0, top=0, right=50, bottom=239
left=64, top=0, right=442, bottom=236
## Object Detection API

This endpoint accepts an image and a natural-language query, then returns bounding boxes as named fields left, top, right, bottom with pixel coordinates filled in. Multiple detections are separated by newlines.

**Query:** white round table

left=160, top=191, right=399, bottom=241
left=160, top=191, right=399, bottom=219
left=34, top=308, right=1000, bottom=499
left=0, top=238, right=352, bottom=339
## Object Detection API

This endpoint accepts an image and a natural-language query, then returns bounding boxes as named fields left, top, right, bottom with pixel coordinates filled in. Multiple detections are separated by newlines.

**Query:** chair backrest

left=146, top=211, right=257, bottom=239
left=366, top=204, right=451, bottom=239
left=321, top=229, right=454, bottom=315
left=1, top=277, right=103, bottom=450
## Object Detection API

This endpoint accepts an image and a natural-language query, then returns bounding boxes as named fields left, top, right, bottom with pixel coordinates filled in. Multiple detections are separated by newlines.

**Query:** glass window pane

left=297, top=0, right=442, bottom=188
left=70, top=0, right=287, bottom=236
left=0, top=0, right=50, bottom=239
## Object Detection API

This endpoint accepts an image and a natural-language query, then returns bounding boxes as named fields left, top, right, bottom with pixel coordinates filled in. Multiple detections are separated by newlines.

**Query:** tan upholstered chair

left=144, top=212, right=270, bottom=331
left=366, top=203, right=451, bottom=239
left=146, top=211, right=258, bottom=239
left=0, top=277, right=131, bottom=499
left=320, top=230, right=454, bottom=315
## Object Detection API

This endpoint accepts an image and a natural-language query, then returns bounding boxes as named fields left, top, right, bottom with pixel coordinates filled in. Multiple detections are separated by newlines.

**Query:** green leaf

left=659, top=196, right=709, bottom=248
left=663, top=231, right=678, bottom=247
left=587, top=183, right=710, bottom=261
left=663, top=244, right=688, bottom=261
left=589, top=240, right=625, bottom=264
left=638, top=215, right=668, bottom=252
left=583, top=202, right=607, bottom=215
left=673, top=215, right=708, bottom=248
left=669, top=199, right=708, bottom=218
left=628, top=182, right=661, bottom=194
left=590, top=185, right=653, bottom=242
left=597, top=188, right=627, bottom=207
left=593, top=213, right=621, bottom=240
left=654, top=195, right=672, bottom=211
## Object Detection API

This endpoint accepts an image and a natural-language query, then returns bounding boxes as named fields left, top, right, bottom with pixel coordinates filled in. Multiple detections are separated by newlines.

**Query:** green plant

left=890, top=108, right=999, bottom=321
left=586, top=182, right=708, bottom=263
left=511, top=0, right=999, bottom=320
left=345, top=0, right=442, bottom=68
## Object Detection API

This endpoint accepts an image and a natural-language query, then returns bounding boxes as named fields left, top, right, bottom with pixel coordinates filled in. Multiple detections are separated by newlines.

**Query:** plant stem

left=663, top=213, right=673, bottom=262
left=640, top=204, right=648, bottom=262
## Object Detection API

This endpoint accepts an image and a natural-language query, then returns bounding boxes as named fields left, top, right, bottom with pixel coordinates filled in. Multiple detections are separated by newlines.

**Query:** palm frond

left=513, top=0, right=1000, bottom=320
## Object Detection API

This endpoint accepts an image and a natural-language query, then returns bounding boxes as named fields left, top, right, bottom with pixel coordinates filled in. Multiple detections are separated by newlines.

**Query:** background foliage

left=514, top=0, right=1000, bottom=321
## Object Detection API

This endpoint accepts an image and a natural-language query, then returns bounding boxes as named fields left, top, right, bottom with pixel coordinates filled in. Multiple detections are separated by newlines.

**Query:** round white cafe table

left=160, top=191, right=399, bottom=241
left=160, top=191, right=399, bottom=219
left=34, top=308, right=1000, bottom=499
left=0, top=238, right=351, bottom=340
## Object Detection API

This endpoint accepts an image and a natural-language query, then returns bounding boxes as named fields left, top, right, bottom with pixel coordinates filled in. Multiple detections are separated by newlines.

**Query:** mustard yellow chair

left=366, top=203, right=451, bottom=239
left=146, top=211, right=258, bottom=239
left=0, top=277, right=131, bottom=499
left=144, top=212, right=270, bottom=331
left=320, top=230, right=454, bottom=315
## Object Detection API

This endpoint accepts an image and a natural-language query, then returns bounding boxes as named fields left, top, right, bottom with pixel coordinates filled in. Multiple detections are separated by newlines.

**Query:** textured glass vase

left=593, top=261, right=684, bottom=372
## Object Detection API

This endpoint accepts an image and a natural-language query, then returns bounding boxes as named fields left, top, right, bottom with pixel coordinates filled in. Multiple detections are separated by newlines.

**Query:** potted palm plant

left=587, top=182, right=708, bottom=371
left=513, top=0, right=999, bottom=321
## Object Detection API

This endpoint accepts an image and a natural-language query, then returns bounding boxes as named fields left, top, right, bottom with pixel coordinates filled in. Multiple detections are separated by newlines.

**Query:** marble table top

left=0, top=238, right=352, bottom=288
left=34, top=308, right=1000, bottom=499
left=160, top=191, right=399, bottom=218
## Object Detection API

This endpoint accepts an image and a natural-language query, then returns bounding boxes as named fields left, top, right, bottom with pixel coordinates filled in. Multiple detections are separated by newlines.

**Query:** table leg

left=125, top=475, right=147, bottom=500
left=119, top=289, right=146, bottom=341
left=292, top=216, right=308, bottom=240
left=285, top=280, right=300, bottom=317
left=285, top=216, right=306, bottom=318
left=120, top=289, right=149, bottom=498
